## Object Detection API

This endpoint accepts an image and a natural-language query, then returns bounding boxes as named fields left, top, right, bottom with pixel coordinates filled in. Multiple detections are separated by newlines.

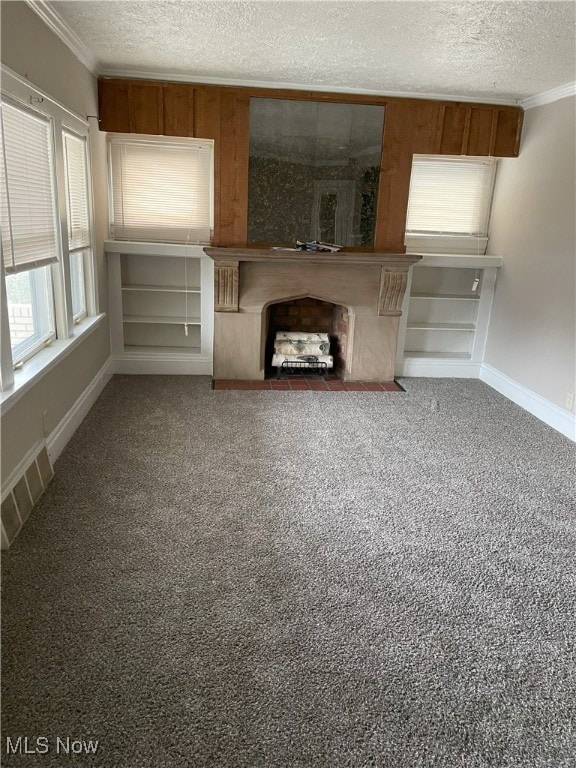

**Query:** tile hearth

left=212, top=377, right=404, bottom=391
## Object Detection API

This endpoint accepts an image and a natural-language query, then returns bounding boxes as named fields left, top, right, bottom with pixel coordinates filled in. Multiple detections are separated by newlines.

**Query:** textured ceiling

left=50, top=0, right=576, bottom=102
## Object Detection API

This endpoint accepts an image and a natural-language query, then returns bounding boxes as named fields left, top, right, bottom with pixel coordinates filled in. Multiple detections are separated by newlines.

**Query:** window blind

left=63, top=130, right=90, bottom=252
left=0, top=101, right=59, bottom=274
left=109, top=136, right=213, bottom=243
left=406, top=156, right=496, bottom=236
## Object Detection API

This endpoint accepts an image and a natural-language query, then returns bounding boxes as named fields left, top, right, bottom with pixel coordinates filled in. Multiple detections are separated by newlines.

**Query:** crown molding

left=99, top=68, right=521, bottom=107
left=24, top=0, right=99, bottom=74
left=521, top=82, right=576, bottom=110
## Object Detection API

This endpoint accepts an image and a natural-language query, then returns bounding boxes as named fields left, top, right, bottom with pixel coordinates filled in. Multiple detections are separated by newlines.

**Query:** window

left=0, top=68, right=96, bottom=388
left=63, top=130, right=91, bottom=321
left=108, top=135, right=213, bottom=244
left=405, top=155, right=497, bottom=254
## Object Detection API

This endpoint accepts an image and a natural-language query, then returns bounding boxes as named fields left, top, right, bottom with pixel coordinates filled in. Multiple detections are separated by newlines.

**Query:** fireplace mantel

left=204, top=247, right=421, bottom=268
left=204, top=248, right=422, bottom=315
left=203, top=247, right=422, bottom=381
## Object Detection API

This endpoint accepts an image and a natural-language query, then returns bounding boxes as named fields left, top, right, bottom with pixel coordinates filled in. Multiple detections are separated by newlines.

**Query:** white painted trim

left=480, top=364, right=576, bottom=442
left=99, top=68, right=520, bottom=106
left=110, top=355, right=212, bottom=376
left=24, top=0, right=99, bottom=74
left=1, top=65, right=88, bottom=134
left=471, top=267, right=498, bottom=363
left=1, top=438, right=45, bottom=502
left=46, top=358, right=114, bottom=464
left=0, top=314, right=107, bottom=414
left=522, top=82, right=576, bottom=110
left=104, top=241, right=207, bottom=259
left=411, top=254, right=504, bottom=268
left=397, top=359, right=481, bottom=378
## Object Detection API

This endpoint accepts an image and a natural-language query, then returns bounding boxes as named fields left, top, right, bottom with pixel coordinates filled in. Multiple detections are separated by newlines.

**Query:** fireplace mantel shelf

left=204, top=247, right=422, bottom=268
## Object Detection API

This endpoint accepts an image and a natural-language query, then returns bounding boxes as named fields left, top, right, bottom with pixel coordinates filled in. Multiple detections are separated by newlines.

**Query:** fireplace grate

left=278, top=360, right=328, bottom=379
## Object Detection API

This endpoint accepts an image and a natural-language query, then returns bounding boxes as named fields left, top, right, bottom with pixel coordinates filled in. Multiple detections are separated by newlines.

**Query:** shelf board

left=123, top=345, right=202, bottom=357
left=122, top=284, right=201, bottom=293
left=406, top=322, right=475, bottom=331
left=123, top=315, right=201, bottom=325
left=404, top=351, right=472, bottom=360
left=410, top=293, right=480, bottom=301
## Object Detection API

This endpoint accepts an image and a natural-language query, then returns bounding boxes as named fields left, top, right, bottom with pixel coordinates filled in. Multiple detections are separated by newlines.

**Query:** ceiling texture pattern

left=47, top=0, right=576, bottom=103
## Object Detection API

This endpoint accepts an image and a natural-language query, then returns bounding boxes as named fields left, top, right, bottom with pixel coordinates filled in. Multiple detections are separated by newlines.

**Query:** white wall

left=485, top=95, right=576, bottom=412
left=1, top=2, right=110, bottom=480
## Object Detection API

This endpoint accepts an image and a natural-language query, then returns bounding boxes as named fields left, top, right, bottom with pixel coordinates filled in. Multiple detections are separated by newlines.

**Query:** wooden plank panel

left=163, top=84, right=194, bottom=137
left=129, top=82, right=163, bottom=134
left=218, top=92, right=249, bottom=246
left=98, top=79, right=131, bottom=132
left=194, top=87, right=222, bottom=244
left=439, top=104, right=468, bottom=154
left=375, top=101, right=444, bottom=252
left=467, top=107, right=496, bottom=156
left=493, top=108, right=523, bottom=157
left=410, top=101, right=445, bottom=154
left=375, top=103, right=413, bottom=252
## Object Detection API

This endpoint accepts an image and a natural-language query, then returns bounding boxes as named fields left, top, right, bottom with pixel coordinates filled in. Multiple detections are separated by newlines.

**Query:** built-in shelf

left=406, top=322, right=476, bottom=331
left=123, top=315, right=201, bottom=325
left=397, top=256, right=501, bottom=377
left=122, top=284, right=201, bottom=293
left=106, top=244, right=214, bottom=374
left=411, top=293, right=480, bottom=301
left=404, top=351, right=472, bottom=360
left=123, top=345, right=202, bottom=356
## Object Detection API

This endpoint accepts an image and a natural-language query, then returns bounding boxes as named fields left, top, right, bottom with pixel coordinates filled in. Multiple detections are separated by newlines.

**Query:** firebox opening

left=264, top=297, right=350, bottom=379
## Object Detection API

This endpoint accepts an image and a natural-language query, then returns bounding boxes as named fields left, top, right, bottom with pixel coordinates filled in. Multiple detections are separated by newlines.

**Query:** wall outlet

left=566, top=392, right=574, bottom=411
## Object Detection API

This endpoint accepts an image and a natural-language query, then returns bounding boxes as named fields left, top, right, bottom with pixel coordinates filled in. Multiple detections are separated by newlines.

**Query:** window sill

left=404, top=234, right=489, bottom=255
left=1, top=314, right=106, bottom=414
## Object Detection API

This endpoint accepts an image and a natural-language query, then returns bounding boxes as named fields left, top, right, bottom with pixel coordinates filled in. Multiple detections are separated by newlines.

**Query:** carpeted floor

left=2, top=375, right=575, bottom=768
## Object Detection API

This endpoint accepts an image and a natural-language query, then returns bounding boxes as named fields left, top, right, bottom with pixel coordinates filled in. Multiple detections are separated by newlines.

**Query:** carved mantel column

left=378, top=267, right=409, bottom=317
left=214, top=260, right=239, bottom=312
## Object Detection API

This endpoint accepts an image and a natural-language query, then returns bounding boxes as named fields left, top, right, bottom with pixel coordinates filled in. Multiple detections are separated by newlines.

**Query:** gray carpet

left=2, top=375, right=575, bottom=768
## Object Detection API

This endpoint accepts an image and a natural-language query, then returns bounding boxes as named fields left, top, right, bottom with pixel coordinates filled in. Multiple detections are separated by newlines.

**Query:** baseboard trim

left=480, top=364, right=576, bottom=441
left=110, top=355, right=213, bottom=376
left=47, top=358, right=114, bottom=464
left=396, top=359, right=481, bottom=378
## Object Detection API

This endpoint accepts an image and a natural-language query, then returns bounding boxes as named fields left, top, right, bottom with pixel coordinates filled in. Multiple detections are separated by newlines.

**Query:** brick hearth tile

left=382, top=381, right=403, bottom=391
left=213, top=381, right=230, bottom=389
left=326, top=381, right=346, bottom=390
left=247, top=382, right=270, bottom=389
left=344, top=383, right=366, bottom=391
left=270, top=382, right=290, bottom=389
left=288, top=381, right=310, bottom=389
left=362, top=382, right=385, bottom=390
left=308, top=380, right=329, bottom=390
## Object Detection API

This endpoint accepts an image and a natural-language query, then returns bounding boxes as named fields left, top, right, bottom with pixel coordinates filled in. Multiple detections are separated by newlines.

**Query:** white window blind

left=0, top=101, right=59, bottom=274
left=406, top=155, right=496, bottom=236
left=109, top=135, right=213, bottom=243
left=63, top=130, right=90, bottom=252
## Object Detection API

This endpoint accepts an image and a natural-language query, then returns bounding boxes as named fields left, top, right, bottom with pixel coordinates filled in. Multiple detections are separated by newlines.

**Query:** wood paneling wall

left=98, top=77, right=523, bottom=252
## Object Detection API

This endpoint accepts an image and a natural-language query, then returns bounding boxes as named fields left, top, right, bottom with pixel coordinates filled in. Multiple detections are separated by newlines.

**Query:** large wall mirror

left=248, top=98, right=385, bottom=247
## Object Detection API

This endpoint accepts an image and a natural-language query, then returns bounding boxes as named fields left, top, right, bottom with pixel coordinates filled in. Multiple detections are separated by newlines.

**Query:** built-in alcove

left=264, top=297, right=351, bottom=377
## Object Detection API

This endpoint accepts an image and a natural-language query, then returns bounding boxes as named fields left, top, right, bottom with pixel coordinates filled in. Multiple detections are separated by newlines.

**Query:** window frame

left=404, top=155, right=498, bottom=255
left=0, top=66, right=98, bottom=392
left=107, top=133, right=214, bottom=245
left=6, top=267, right=56, bottom=367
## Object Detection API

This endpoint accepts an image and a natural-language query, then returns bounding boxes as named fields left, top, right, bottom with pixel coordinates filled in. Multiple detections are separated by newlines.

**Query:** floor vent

left=1, top=445, right=54, bottom=549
